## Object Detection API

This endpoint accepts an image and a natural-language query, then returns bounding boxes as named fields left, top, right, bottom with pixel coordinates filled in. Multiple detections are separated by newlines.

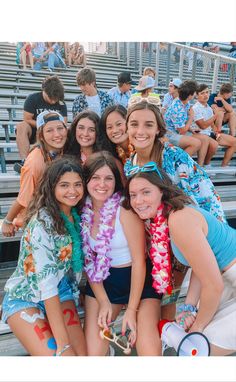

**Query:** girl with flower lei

left=125, top=164, right=236, bottom=356
left=82, top=151, right=163, bottom=355
left=2, top=158, right=87, bottom=356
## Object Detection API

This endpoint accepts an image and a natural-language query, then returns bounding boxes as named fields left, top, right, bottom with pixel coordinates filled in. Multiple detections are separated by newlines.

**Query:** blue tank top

left=171, top=205, right=236, bottom=270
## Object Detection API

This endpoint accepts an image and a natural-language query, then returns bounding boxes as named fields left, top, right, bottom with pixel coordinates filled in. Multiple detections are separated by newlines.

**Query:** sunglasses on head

left=126, top=161, right=163, bottom=179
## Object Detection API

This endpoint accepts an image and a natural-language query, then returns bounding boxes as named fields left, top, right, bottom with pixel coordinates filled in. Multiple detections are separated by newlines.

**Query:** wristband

left=177, top=303, right=198, bottom=314
left=56, top=344, right=71, bottom=356
left=3, top=218, right=13, bottom=225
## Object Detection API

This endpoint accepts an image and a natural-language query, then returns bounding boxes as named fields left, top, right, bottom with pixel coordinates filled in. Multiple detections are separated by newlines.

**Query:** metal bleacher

left=0, top=42, right=236, bottom=356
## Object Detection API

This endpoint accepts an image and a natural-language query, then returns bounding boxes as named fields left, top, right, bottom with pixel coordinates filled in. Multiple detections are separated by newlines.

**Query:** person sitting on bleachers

left=208, top=83, right=236, bottom=137
left=72, top=67, right=114, bottom=119
left=161, top=78, right=182, bottom=114
left=68, top=42, right=86, bottom=67
left=164, top=80, right=212, bottom=167
left=108, top=72, right=133, bottom=109
left=143, top=66, right=156, bottom=79
left=16, top=42, right=34, bottom=71
left=128, top=76, right=161, bottom=108
left=193, top=84, right=236, bottom=167
left=1, top=111, right=68, bottom=238
left=34, top=42, right=66, bottom=72
left=31, top=42, right=48, bottom=69
left=15, top=75, right=67, bottom=166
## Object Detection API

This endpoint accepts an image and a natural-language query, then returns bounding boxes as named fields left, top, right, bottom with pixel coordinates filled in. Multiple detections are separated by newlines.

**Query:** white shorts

left=203, top=263, right=236, bottom=350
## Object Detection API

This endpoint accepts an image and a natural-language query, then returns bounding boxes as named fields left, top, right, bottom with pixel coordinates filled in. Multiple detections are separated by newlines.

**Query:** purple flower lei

left=81, top=192, right=122, bottom=282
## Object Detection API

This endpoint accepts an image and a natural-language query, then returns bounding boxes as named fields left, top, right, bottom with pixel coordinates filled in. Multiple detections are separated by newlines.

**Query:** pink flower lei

left=81, top=192, right=122, bottom=282
left=145, top=203, right=172, bottom=295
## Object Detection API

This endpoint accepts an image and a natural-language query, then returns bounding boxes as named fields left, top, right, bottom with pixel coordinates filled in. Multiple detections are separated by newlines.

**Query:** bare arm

left=23, top=110, right=36, bottom=128
left=214, top=96, right=233, bottom=113
left=195, top=116, right=216, bottom=130
left=1, top=200, right=24, bottom=236
left=120, top=207, right=146, bottom=342
left=168, top=208, right=224, bottom=332
left=88, top=280, right=112, bottom=329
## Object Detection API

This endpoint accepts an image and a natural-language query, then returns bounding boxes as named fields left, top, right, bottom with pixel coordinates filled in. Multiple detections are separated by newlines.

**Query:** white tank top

left=88, top=206, right=132, bottom=267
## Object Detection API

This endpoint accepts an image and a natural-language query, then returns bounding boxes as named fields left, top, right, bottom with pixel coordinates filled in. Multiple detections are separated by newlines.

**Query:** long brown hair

left=25, top=156, right=85, bottom=234
left=126, top=101, right=166, bottom=166
left=123, top=169, right=193, bottom=218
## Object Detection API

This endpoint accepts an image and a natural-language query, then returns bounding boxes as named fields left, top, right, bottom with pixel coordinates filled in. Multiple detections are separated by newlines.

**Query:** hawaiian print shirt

left=108, top=86, right=131, bottom=108
left=124, top=142, right=226, bottom=223
left=4, top=209, right=73, bottom=302
left=164, top=98, right=190, bottom=134
left=72, top=90, right=114, bottom=119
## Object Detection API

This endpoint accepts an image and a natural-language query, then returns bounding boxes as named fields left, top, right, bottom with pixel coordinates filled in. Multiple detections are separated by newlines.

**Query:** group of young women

left=1, top=99, right=235, bottom=356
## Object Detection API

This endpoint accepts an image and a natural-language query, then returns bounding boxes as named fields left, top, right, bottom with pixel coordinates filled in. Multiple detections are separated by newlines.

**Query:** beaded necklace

left=60, top=208, right=84, bottom=273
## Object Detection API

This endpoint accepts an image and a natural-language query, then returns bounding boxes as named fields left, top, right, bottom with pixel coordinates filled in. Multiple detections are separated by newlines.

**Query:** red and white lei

left=81, top=192, right=122, bottom=283
left=145, top=203, right=172, bottom=295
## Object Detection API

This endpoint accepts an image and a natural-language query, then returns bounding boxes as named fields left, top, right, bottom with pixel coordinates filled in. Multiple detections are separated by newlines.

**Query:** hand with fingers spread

left=97, top=299, right=113, bottom=330
left=121, top=307, right=137, bottom=347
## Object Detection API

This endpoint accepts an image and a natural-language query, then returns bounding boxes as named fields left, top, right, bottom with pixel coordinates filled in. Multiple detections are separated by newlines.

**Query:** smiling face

left=76, top=117, right=96, bottom=149
left=106, top=111, right=128, bottom=145
left=127, top=109, right=160, bottom=152
left=129, top=177, right=162, bottom=219
left=87, top=165, right=116, bottom=205
left=55, top=171, right=84, bottom=215
left=42, top=120, right=67, bottom=151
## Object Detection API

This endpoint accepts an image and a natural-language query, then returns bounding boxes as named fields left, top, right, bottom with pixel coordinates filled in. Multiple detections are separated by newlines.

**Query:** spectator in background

left=202, top=42, right=219, bottom=73
left=143, top=67, right=156, bottom=79
left=229, top=42, right=236, bottom=58
left=15, top=76, right=67, bottom=164
left=208, top=83, right=236, bottom=137
left=193, top=84, right=236, bottom=167
left=34, top=42, right=67, bottom=72
left=164, top=80, right=213, bottom=166
left=32, top=42, right=48, bottom=70
left=108, top=72, right=133, bottom=108
left=161, top=78, right=182, bottom=114
left=128, top=76, right=161, bottom=108
left=68, top=42, right=86, bottom=67
left=72, top=67, right=113, bottom=118
left=16, top=42, right=34, bottom=71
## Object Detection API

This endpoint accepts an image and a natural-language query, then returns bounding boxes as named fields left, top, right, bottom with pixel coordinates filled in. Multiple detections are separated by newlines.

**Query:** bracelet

left=56, top=344, right=71, bottom=356
left=3, top=218, right=13, bottom=225
left=177, top=303, right=198, bottom=314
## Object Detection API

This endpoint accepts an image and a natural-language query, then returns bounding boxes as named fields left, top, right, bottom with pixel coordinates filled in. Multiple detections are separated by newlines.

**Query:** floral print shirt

left=124, top=142, right=226, bottom=223
left=72, top=90, right=114, bottom=119
left=164, top=98, right=190, bottom=134
left=4, top=209, right=73, bottom=302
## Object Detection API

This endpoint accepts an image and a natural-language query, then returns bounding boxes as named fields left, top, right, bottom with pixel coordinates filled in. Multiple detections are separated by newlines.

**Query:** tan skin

left=129, top=176, right=236, bottom=356
left=16, top=91, right=67, bottom=159
left=2, top=120, right=67, bottom=237
left=7, top=172, right=87, bottom=356
left=84, top=165, right=161, bottom=355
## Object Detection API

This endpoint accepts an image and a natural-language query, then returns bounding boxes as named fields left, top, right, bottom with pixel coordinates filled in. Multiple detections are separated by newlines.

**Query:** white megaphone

left=158, top=319, right=210, bottom=356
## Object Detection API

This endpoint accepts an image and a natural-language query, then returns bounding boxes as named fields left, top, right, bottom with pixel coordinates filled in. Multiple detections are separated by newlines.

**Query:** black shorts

left=29, top=126, right=37, bottom=144
left=210, top=132, right=217, bottom=140
left=85, top=258, right=162, bottom=303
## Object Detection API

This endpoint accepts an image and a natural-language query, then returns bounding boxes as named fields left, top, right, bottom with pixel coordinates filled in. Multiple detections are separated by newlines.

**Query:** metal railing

left=109, top=42, right=236, bottom=92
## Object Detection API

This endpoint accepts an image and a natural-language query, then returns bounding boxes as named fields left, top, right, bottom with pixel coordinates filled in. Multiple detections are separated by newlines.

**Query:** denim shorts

left=1, top=276, right=74, bottom=324
left=166, top=132, right=182, bottom=146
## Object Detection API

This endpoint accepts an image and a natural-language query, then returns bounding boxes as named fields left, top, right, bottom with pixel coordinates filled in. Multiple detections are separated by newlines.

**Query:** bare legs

left=16, top=121, right=33, bottom=159
left=7, top=300, right=87, bottom=356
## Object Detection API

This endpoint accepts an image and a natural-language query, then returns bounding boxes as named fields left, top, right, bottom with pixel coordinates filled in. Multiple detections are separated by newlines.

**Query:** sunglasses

left=126, top=161, right=163, bottom=179
left=100, top=322, right=132, bottom=355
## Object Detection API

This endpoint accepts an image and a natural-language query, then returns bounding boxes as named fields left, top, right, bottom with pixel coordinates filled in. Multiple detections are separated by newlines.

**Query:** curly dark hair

left=25, top=156, right=85, bottom=234
left=123, top=168, right=193, bottom=218
left=98, top=104, right=127, bottom=160
left=42, top=75, right=65, bottom=101
left=83, top=151, right=123, bottom=194
left=126, top=101, right=166, bottom=166
left=64, top=110, right=100, bottom=158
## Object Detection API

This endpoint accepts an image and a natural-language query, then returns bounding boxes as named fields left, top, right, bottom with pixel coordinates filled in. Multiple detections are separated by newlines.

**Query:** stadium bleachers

left=0, top=42, right=235, bottom=356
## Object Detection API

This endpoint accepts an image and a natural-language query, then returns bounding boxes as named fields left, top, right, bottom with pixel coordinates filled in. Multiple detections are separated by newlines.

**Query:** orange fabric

left=15, top=147, right=47, bottom=225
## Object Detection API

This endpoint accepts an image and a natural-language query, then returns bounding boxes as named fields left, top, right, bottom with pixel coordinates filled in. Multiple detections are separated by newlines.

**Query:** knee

left=16, top=121, right=31, bottom=135
left=193, top=138, right=201, bottom=150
